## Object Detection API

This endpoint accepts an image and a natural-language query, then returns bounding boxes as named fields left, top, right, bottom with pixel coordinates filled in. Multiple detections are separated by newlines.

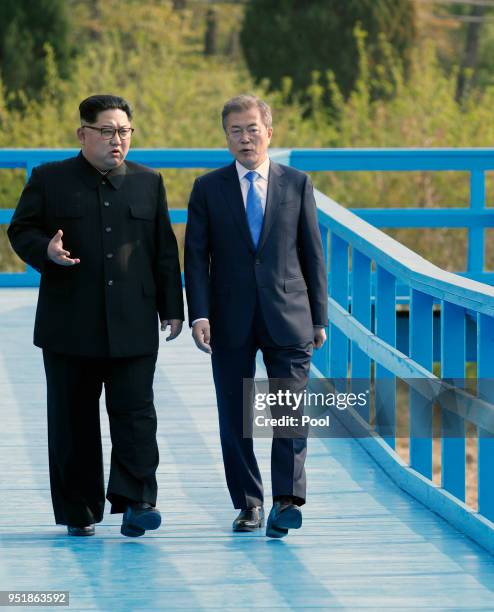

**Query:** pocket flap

left=130, top=204, right=154, bottom=220
left=284, top=277, right=307, bottom=292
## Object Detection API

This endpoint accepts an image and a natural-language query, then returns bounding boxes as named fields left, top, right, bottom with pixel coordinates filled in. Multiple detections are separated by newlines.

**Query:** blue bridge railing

left=1, top=148, right=493, bottom=286
left=2, top=147, right=494, bottom=554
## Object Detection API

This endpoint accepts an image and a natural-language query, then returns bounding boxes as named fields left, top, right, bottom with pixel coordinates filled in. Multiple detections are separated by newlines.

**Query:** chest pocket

left=130, top=204, right=154, bottom=221
left=279, top=199, right=298, bottom=209
left=55, top=200, right=85, bottom=218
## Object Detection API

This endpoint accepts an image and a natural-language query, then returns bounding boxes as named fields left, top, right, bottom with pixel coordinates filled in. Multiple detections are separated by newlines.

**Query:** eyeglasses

left=227, top=126, right=262, bottom=139
left=82, top=125, right=135, bottom=140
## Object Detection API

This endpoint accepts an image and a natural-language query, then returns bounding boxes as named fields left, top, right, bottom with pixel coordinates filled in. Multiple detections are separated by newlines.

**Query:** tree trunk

left=204, top=8, right=217, bottom=56
left=456, top=6, right=485, bottom=103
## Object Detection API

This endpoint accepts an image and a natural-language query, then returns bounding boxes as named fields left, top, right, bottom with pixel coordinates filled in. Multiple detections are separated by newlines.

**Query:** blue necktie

left=245, top=171, right=263, bottom=248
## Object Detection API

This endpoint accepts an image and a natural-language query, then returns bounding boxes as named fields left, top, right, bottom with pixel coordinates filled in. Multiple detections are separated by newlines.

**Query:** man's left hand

left=161, top=319, right=183, bottom=341
left=313, top=327, right=326, bottom=349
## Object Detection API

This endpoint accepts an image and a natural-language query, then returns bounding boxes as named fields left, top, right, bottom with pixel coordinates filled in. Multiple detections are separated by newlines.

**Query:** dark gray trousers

left=211, top=302, right=312, bottom=510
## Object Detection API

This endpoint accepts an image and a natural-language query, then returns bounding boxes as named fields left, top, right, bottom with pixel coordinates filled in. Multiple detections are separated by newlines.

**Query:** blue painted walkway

left=1, top=289, right=494, bottom=611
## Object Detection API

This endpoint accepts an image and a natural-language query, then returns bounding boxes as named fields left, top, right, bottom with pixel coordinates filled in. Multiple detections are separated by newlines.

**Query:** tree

left=240, top=0, right=417, bottom=102
left=204, top=7, right=218, bottom=56
left=0, top=0, right=73, bottom=102
left=455, top=5, right=486, bottom=102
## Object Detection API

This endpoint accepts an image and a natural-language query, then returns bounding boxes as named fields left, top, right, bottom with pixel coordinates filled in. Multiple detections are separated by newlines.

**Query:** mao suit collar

left=76, top=151, right=127, bottom=190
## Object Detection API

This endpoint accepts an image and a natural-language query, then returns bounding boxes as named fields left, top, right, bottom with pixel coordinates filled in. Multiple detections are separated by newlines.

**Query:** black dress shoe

left=232, top=506, right=264, bottom=532
left=266, top=499, right=302, bottom=539
left=67, top=524, right=95, bottom=537
left=121, top=502, right=161, bottom=537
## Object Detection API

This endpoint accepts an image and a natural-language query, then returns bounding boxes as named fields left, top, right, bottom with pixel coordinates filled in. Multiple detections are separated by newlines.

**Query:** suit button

left=108, top=280, right=113, bottom=286
left=105, top=226, right=112, bottom=233
left=106, top=253, right=113, bottom=259
left=102, top=180, right=106, bottom=185
left=103, top=201, right=110, bottom=207
left=255, top=259, right=261, bottom=265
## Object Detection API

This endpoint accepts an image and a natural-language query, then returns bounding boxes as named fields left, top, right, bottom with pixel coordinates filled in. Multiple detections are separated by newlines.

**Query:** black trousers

left=211, top=301, right=312, bottom=510
left=42, top=349, right=159, bottom=526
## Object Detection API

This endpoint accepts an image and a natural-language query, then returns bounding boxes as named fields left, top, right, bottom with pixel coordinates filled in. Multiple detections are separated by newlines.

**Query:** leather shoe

left=232, top=506, right=264, bottom=532
left=266, top=499, right=302, bottom=539
left=121, top=502, right=161, bottom=537
left=67, top=524, right=95, bottom=537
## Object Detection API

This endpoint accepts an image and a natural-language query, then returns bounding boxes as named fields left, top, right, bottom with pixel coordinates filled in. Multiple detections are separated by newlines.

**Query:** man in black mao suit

left=185, top=95, right=327, bottom=538
left=8, top=95, right=184, bottom=537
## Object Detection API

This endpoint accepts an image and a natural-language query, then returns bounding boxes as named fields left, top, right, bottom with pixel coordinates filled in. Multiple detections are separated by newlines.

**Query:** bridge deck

left=1, top=289, right=493, bottom=611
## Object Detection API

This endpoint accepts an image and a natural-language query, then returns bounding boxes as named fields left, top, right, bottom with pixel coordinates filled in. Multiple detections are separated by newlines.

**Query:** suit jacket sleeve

left=298, top=175, right=328, bottom=327
left=184, top=177, right=210, bottom=327
left=155, top=174, right=185, bottom=321
left=7, top=167, right=51, bottom=273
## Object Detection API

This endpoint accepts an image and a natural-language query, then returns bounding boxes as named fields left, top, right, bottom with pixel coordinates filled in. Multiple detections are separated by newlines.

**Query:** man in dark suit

left=8, top=94, right=184, bottom=537
left=184, top=95, right=327, bottom=538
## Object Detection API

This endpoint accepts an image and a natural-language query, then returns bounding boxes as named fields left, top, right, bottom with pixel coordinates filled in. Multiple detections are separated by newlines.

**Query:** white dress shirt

left=191, top=157, right=270, bottom=326
left=236, top=157, right=270, bottom=212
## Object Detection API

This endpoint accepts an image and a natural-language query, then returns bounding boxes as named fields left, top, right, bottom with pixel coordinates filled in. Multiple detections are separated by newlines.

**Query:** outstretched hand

left=47, top=229, right=80, bottom=266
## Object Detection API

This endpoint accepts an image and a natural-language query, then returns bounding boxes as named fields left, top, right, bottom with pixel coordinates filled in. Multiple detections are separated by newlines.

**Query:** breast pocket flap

left=130, top=205, right=154, bottom=220
left=284, top=277, right=307, bottom=292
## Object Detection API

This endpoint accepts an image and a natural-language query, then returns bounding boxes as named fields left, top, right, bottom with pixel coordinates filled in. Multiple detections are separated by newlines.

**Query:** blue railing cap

left=2, top=147, right=494, bottom=171
left=0, top=148, right=292, bottom=169
left=291, top=148, right=494, bottom=171
left=316, top=189, right=494, bottom=315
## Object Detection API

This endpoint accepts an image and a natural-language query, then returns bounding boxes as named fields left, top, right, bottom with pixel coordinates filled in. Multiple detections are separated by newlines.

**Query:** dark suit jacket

left=8, top=152, right=184, bottom=358
left=184, top=160, right=328, bottom=348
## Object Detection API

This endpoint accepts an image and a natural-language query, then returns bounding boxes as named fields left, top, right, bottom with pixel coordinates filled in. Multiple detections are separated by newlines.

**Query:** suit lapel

left=257, top=161, right=286, bottom=253
left=220, top=162, right=256, bottom=253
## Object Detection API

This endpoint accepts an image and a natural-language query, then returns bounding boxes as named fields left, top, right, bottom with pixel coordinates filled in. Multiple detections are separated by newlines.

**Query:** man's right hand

left=192, top=320, right=212, bottom=354
left=47, top=229, right=80, bottom=266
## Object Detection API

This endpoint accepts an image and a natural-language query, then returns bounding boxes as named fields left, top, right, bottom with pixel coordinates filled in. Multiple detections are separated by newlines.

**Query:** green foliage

left=285, top=36, right=494, bottom=272
left=0, top=0, right=73, bottom=103
left=0, top=0, right=256, bottom=270
left=2, top=0, right=494, bottom=275
left=240, top=0, right=417, bottom=104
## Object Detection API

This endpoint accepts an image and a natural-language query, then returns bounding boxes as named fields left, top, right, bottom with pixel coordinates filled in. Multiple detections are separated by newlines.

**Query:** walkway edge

left=310, top=366, right=494, bottom=557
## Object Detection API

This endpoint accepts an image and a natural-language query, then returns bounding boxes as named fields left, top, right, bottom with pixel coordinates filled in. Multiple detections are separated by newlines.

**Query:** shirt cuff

left=192, top=318, right=209, bottom=326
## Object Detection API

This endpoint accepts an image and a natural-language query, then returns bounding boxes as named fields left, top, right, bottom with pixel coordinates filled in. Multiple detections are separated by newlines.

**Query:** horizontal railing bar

left=329, top=296, right=494, bottom=432
left=1, top=148, right=494, bottom=171
left=0, top=272, right=39, bottom=286
left=0, top=148, right=232, bottom=168
left=316, top=190, right=494, bottom=315
left=352, top=208, right=494, bottom=228
left=291, top=148, right=494, bottom=171
left=0, top=209, right=187, bottom=224
left=0, top=148, right=293, bottom=169
left=329, top=295, right=432, bottom=379
left=4, top=206, right=493, bottom=231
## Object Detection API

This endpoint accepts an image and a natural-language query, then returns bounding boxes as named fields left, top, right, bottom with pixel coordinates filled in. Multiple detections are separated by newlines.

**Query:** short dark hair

left=79, top=94, right=133, bottom=124
left=221, top=94, right=272, bottom=131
